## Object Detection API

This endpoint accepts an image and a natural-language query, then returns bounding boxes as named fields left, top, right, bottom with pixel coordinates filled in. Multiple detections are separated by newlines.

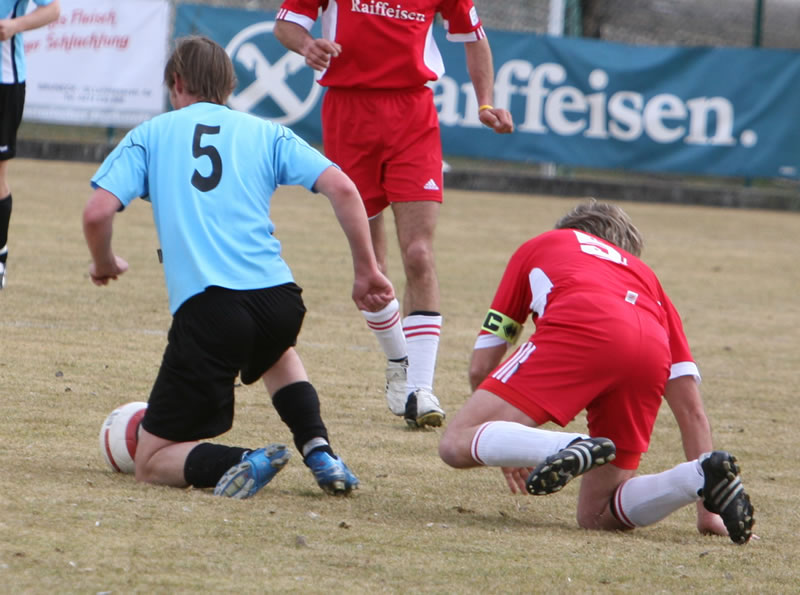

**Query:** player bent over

left=82, top=36, right=395, bottom=499
left=438, top=201, right=754, bottom=544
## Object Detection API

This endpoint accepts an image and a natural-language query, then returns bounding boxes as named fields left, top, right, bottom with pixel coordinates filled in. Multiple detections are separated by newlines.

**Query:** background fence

left=179, top=0, right=800, bottom=47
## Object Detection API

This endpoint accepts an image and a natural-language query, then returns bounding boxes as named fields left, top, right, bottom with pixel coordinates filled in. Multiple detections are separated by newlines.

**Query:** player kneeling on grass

left=438, top=200, right=754, bottom=544
left=82, top=35, right=395, bottom=499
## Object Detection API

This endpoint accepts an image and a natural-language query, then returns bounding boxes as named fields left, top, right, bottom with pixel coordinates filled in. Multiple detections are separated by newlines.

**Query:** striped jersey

left=277, top=0, right=485, bottom=89
left=1, top=0, right=55, bottom=83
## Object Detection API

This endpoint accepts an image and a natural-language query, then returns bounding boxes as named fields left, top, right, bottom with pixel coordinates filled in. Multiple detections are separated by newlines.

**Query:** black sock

left=272, top=381, right=329, bottom=457
left=0, top=194, right=11, bottom=263
left=409, top=310, right=440, bottom=317
left=183, top=443, right=248, bottom=488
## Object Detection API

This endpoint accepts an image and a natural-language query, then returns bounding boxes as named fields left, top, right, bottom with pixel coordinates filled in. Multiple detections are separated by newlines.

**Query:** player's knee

left=437, top=432, right=463, bottom=468
left=133, top=457, right=158, bottom=485
left=576, top=502, right=630, bottom=532
left=401, top=240, right=434, bottom=279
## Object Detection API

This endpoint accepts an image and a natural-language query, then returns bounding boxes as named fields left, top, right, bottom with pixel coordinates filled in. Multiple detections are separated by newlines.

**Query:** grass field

left=1, top=158, right=798, bottom=593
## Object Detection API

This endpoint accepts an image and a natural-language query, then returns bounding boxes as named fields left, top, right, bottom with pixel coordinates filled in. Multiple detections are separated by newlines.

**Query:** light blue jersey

left=91, top=102, right=334, bottom=314
left=1, top=0, right=54, bottom=83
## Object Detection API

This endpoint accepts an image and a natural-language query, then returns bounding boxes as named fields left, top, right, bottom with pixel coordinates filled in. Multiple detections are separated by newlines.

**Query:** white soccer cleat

left=384, top=358, right=409, bottom=416
left=404, top=388, right=445, bottom=428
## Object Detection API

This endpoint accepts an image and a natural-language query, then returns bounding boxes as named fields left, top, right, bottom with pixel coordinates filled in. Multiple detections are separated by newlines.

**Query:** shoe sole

left=316, top=474, right=359, bottom=496
left=214, top=445, right=290, bottom=499
left=526, top=438, right=616, bottom=495
left=702, top=453, right=755, bottom=545
left=405, top=410, right=445, bottom=429
left=320, top=479, right=348, bottom=495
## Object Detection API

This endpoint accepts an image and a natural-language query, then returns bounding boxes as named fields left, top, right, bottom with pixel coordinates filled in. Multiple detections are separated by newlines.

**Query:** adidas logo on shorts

left=423, top=178, right=440, bottom=191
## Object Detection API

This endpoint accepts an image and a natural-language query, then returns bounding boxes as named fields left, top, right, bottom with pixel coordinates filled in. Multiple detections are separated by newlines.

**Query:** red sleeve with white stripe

left=277, top=0, right=324, bottom=25
left=438, top=0, right=485, bottom=39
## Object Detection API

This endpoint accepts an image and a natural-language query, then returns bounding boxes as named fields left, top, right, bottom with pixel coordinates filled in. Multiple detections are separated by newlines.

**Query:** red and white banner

left=23, top=0, right=170, bottom=127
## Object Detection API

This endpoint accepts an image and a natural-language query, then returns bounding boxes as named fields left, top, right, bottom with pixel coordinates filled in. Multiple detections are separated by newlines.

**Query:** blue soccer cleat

left=214, top=443, right=290, bottom=499
left=305, top=450, right=360, bottom=495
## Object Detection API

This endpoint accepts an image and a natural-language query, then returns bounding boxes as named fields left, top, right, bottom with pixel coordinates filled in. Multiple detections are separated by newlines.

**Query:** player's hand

left=696, top=505, right=760, bottom=542
left=696, top=504, right=728, bottom=537
left=696, top=501, right=762, bottom=541
left=502, top=466, right=533, bottom=494
left=479, top=107, right=514, bottom=134
left=352, top=270, right=395, bottom=312
left=0, top=19, right=19, bottom=42
left=303, top=38, right=342, bottom=71
left=89, top=255, right=129, bottom=286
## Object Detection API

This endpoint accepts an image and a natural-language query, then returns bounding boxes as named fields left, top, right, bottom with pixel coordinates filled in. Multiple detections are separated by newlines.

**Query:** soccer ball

left=98, top=401, right=147, bottom=473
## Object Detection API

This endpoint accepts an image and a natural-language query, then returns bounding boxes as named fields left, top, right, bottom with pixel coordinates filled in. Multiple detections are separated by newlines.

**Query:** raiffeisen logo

left=225, top=21, right=322, bottom=126
left=435, top=60, right=756, bottom=148
left=351, top=0, right=427, bottom=22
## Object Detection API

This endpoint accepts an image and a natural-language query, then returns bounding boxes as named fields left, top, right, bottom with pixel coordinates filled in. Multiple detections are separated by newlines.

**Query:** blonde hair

left=554, top=199, right=644, bottom=257
left=164, top=35, right=237, bottom=105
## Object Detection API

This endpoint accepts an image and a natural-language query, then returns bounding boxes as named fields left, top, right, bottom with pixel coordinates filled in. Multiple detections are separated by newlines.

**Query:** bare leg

left=368, top=211, right=389, bottom=276
left=391, top=201, right=440, bottom=315
left=576, top=463, right=636, bottom=530
left=134, top=428, right=199, bottom=487
left=261, top=347, right=309, bottom=395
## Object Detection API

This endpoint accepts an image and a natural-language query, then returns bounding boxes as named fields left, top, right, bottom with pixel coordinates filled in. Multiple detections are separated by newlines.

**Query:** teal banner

left=175, top=4, right=800, bottom=180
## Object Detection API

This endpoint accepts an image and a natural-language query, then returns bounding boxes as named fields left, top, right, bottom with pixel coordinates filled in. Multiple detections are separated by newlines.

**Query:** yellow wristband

left=481, top=309, right=522, bottom=344
left=479, top=104, right=494, bottom=112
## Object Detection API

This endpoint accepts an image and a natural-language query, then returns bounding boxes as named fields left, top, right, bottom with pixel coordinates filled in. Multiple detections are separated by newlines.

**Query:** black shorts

left=0, top=83, right=25, bottom=161
left=141, top=283, right=307, bottom=442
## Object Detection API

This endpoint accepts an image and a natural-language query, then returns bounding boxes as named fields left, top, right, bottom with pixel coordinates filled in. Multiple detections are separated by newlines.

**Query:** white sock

left=362, top=298, right=407, bottom=361
left=404, top=313, right=442, bottom=392
left=612, top=460, right=703, bottom=527
left=470, top=421, right=586, bottom=467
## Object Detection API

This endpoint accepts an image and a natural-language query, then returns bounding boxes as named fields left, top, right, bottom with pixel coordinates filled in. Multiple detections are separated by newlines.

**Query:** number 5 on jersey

left=192, top=124, right=222, bottom=192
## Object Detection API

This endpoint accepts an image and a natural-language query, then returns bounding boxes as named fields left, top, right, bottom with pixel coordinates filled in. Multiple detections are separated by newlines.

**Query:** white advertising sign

left=23, top=0, right=170, bottom=127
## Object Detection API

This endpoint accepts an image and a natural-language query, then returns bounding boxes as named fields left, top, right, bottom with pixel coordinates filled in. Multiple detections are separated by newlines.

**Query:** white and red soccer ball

left=98, top=401, right=147, bottom=473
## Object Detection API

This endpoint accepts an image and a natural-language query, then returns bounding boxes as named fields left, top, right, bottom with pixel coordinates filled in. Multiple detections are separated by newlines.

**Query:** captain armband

left=480, top=309, right=523, bottom=345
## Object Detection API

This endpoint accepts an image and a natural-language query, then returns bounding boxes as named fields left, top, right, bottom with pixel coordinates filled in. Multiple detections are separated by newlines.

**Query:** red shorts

left=322, top=86, right=443, bottom=218
left=479, top=311, right=671, bottom=470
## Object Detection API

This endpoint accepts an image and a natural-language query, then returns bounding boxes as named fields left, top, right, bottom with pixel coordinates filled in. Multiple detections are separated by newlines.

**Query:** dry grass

left=1, top=158, right=798, bottom=593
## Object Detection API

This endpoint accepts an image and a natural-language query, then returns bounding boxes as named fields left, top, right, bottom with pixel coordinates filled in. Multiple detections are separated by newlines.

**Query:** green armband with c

left=481, top=309, right=522, bottom=344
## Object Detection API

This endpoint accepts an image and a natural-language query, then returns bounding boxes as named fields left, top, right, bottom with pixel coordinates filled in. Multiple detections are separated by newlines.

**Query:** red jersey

left=277, top=0, right=486, bottom=89
left=478, top=228, right=696, bottom=379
